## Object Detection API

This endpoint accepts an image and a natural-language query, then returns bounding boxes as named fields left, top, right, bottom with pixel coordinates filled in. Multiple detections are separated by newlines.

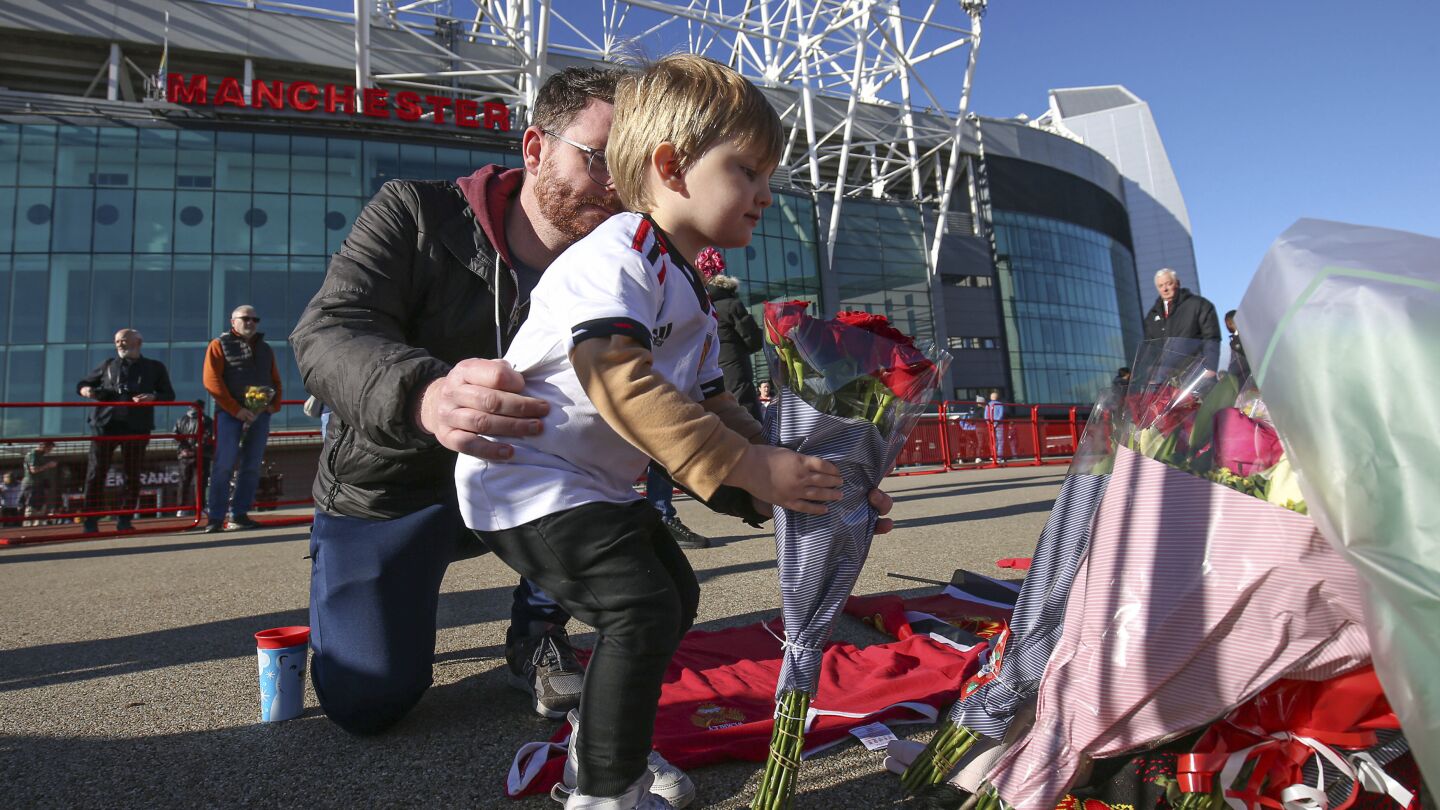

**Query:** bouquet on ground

left=750, top=301, right=949, bottom=810
left=974, top=341, right=1369, bottom=810
left=898, top=384, right=1126, bottom=796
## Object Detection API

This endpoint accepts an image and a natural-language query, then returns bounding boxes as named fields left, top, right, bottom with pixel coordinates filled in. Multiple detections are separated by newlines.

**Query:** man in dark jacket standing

left=202, top=305, right=282, bottom=532
left=77, top=328, right=175, bottom=533
left=1142, top=268, right=1221, bottom=368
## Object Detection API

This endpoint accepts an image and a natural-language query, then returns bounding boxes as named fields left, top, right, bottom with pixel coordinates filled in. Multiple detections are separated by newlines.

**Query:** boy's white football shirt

left=456, top=212, right=726, bottom=531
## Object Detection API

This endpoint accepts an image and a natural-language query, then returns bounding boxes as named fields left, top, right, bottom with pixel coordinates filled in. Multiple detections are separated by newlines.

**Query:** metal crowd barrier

left=0, top=399, right=318, bottom=546
left=890, top=400, right=1084, bottom=474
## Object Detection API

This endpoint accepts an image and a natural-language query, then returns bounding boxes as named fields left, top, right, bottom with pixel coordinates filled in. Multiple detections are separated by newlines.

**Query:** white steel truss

left=198, top=0, right=984, bottom=273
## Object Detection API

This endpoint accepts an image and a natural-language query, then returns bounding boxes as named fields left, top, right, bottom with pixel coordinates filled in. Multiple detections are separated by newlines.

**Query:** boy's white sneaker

left=550, top=709, right=696, bottom=808
left=557, top=770, right=673, bottom=810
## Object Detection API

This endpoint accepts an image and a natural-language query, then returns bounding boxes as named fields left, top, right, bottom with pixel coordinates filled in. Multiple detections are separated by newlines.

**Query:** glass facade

left=992, top=209, right=1139, bottom=404
left=0, top=122, right=516, bottom=437
left=820, top=196, right=936, bottom=345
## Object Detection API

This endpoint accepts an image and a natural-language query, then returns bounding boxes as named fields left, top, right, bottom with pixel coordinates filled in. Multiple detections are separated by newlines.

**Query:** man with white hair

left=202, top=304, right=282, bottom=532
left=1142, top=268, right=1221, bottom=367
left=76, top=328, right=176, bottom=533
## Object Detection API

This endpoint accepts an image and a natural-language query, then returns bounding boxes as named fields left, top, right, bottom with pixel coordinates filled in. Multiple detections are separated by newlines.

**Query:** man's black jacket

left=1142, top=287, right=1221, bottom=344
left=75, top=356, right=175, bottom=433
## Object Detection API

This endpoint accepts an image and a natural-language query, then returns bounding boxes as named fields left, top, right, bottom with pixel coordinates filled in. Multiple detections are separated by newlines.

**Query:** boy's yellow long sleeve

left=571, top=336, right=766, bottom=499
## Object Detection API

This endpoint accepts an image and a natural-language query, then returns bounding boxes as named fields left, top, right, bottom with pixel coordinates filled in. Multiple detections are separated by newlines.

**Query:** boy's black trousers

left=477, top=499, right=700, bottom=797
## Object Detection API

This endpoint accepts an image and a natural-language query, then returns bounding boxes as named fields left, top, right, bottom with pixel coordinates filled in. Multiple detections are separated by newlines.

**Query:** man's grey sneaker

left=506, top=631, right=584, bottom=719
left=661, top=516, right=709, bottom=550
left=551, top=709, right=696, bottom=809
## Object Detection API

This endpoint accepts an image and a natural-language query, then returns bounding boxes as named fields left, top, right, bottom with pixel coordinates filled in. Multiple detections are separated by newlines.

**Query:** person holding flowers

left=455, top=55, right=893, bottom=810
left=202, top=304, right=282, bottom=532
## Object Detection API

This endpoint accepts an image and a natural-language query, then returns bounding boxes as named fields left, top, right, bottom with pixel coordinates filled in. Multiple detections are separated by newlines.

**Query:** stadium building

left=0, top=0, right=1198, bottom=438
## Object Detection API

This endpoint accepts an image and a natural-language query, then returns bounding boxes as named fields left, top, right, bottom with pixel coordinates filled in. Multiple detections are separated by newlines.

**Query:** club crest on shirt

left=691, top=702, right=746, bottom=730
left=652, top=323, right=673, bottom=348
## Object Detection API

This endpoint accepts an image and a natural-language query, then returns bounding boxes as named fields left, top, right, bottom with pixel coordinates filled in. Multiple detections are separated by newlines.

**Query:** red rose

left=764, top=300, right=811, bottom=345
left=834, top=310, right=912, bottom=347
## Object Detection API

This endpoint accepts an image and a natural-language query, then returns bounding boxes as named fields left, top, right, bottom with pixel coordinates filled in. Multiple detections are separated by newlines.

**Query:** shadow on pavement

left=0, top=527, right=311, bottom=565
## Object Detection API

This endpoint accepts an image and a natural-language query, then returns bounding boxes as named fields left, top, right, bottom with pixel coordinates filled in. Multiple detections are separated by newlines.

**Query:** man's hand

left=751, top=486, right=895, bottom=532
left=236, top=408, right=257, bottom=424
left=416, top=358, right=550, bottom=460
left=726, top=445, right=843, bottom=515
left=132, top=393, right=156, bottom=403
left=79, top=386, right=94, bottom=399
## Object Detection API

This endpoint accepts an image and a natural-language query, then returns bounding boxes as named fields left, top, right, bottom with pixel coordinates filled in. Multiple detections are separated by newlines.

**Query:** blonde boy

left=455, top=55, right=844, bottom=809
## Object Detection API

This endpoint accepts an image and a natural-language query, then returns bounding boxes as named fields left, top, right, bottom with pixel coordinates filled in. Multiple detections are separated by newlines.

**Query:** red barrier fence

left=0, top=400, right=318, bottom=546
left=3, top=397, right=1085, bottom=546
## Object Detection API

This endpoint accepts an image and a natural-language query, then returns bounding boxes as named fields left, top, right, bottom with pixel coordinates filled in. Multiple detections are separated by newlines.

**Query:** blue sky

left=961, top=0, right=1440, bottom=316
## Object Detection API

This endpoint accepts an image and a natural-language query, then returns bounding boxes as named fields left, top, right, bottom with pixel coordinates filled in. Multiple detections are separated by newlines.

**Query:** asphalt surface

left=0, top=464, right=1066, bottom=809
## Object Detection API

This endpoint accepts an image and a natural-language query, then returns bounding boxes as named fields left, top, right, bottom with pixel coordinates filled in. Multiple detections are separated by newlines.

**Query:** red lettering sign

left=162, top=73, right=512, bottom=133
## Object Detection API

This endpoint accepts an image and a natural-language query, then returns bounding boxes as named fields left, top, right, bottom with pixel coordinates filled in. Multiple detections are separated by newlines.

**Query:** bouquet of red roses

left=751, top=301, right=948, bottom=809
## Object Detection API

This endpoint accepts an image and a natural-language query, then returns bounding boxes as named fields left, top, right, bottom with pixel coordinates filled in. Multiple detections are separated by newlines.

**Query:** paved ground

left=0, top=464, right=1066, bottom=809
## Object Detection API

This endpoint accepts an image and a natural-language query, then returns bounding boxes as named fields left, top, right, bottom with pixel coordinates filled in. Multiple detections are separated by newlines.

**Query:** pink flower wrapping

left=986, top=447, right=1369, bottom=810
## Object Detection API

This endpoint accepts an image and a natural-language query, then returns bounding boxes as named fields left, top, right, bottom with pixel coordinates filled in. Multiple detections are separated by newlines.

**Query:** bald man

left=202, top=304, right=283, bottom=532
left=76, top=328, right=175, bottom=533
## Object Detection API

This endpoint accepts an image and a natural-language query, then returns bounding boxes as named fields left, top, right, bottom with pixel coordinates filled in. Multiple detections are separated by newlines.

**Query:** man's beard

left=534, top=161, right=620, bottom=245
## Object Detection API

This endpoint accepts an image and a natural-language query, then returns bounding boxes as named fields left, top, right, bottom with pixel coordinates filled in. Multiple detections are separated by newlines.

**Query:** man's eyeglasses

left=542, top=129, right=612, bottom=189
left=236, top=316, right=260, bottom=323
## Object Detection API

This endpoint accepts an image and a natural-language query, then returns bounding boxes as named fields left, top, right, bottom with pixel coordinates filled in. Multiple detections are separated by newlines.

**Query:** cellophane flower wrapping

left=980, top=340, right=1371, bottom=810
left=1234, top=219, right=1440, bottom=790
left=750, top=301, right=948, bottom=809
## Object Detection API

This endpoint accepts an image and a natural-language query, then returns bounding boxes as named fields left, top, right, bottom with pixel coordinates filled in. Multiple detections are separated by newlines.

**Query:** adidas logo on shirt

left=652, top=323, right=674, bottom=348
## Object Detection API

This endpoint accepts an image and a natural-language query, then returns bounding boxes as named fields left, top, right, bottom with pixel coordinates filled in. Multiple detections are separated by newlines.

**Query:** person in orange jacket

left=201, top=304, right=281, bottom=532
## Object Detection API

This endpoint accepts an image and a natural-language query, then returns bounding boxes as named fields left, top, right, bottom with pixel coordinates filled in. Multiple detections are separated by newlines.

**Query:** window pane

left=250, top=193, right=288, bottom=254
left=18, top=125, right=56, bottom=186
left=291, top=136, right=327, bottom=195
left=0, top=124, right=17, bottom=185
left=400, top=143, right=435, bottom=180
left=3, top=347, right=43, bottom=435
left=55, top=126, right=98, bottom=186
left=254, top=134, right=289, bottom=192
left=10, top=256, right=48, bottom=343
left=173, top=190, right=213, bottom=253
left=217, top=257, right=251, bottom=325
left=50, top=188, right=94, bottom=252
left=0, top=186, right=15, bottom=253
left=14, top=188, right=52, bottom=253
left=288, top=256, right=325, bottom=335
left=94, top=187, right=135, bottom=252
left=214, top=192, right=251, bottom=254
left=327, top=137, right=363, bottom=197
left=172, top=257, right=212, bottom=342
left=133, top=256, right=172, bottom=344
left=166, top=343, right=209, bottom=407
left=325, top=196, right=363, bottom=255
left=133, top=189, right=174, bottom=253
left=289, top=194, right=325, bottom=255
left=176, top=130, right=215, bottom=190
left=97, top=127, right=137, bottom=187
left=249, top=258, right=287, bottom=334
left=215, top=131, right=253, bottom=191
left=47, top=255, right=90, bottom=343
left=435, top=146, right=473, bottom=182
left=90, top=256, right=132, bottom=342
left=364, top=141, right=399, bottom=195
left=138, top=129, right=177, bottom=188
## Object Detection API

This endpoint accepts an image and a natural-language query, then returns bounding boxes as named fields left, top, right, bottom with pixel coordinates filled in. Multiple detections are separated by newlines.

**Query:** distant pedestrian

left=1224, top=310, right=1251, bottom=380
left=985, top=390, right=1008, bottom=460
left=1142, top=268, right=1221, bottom=368
left=758, top=380, right=774, bottom=409
left=1112, top=366, right=1132, bottom=387
left=20, top=440, right=59, bottom=525
left=76, top=328, right=176, bottom=533
left=202, top=305, right=282, bottom=533
left=173, top=401, right=214, bottom=516
left=1, top=472, right=21, bottom=526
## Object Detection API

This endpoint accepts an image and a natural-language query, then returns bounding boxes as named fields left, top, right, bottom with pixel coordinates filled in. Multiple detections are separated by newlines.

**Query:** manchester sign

left=165, top=73, right=512, bottom=131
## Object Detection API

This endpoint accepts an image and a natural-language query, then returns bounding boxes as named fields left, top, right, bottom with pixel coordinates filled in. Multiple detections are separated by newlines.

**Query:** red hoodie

left=455, top=164, right=525, bottom=268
